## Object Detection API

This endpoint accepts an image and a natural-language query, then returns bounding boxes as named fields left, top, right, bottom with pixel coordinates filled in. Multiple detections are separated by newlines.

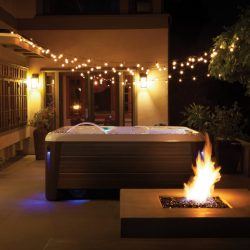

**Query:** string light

left=10, top=31, right=217, bottom=85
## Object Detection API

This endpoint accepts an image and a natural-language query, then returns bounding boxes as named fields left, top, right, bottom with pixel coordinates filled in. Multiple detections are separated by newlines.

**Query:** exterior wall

left=0, top=0, right=168, bottom=161
left=0, top=0, right=36, bottom=18
left=0, top=46, right=32, bottom=159
left=136, top=69, right=168, bottom=125
left=22, top=28, right=168, bottom=125
left=1, top=0, right=163, bottom=18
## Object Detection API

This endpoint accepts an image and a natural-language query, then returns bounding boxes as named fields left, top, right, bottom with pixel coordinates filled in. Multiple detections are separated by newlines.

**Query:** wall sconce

left=72, top=104, right=81, bottom=110
left=31, top=74, right=40, bottom=89
left=140, top=73, right=148, bottom=88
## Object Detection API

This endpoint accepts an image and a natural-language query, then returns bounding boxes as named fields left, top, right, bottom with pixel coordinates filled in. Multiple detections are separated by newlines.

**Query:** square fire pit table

left=120, top=189, right=250, bottom=238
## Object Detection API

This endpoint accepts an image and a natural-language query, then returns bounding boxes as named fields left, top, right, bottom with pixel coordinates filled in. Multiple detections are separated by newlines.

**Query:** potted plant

left=182, top=103, right=212, bottom=134
left=212, top=102, right=246, bottom=174
left=30, top=107, right=55, bottom=160
left=182, top=102, right=247, bottom=173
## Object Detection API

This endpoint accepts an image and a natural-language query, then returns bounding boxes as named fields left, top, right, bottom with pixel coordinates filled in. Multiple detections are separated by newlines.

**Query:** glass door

left=65, top=75, right=88, bottom=125
left=90, top=74, right=119, bottom=125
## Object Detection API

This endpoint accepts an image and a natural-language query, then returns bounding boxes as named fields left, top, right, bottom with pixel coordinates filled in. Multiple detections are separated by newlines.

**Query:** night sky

left=165, top=0, right=250, bottom=129
left=165, top=0, right=249, bottom=59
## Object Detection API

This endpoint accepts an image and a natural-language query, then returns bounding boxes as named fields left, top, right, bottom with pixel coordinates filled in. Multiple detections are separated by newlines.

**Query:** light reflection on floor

left=19, top=192, right=90, bottom=212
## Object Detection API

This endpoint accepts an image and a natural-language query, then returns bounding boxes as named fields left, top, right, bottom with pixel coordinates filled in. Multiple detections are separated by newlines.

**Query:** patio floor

left=0, top=156, right=249, bottom=250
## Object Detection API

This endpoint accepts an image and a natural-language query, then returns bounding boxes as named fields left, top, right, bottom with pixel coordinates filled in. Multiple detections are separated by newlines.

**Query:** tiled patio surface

left=0, top=156, right=249, bottom=250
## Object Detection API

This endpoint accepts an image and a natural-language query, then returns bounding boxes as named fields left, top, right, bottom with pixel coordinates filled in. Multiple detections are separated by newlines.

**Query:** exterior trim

left=17, top=14, right=169, bottom=30
left=0, top=7, right=17, bottom=29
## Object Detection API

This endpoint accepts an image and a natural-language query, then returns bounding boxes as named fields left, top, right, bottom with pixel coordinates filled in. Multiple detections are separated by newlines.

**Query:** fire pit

left=159, top=196, right=229, bottom=208
left=159, top=134, right=230, bottom=209
left=120, top=189, right=250, bottom=238
left=120, top=135, right=250, bottom=238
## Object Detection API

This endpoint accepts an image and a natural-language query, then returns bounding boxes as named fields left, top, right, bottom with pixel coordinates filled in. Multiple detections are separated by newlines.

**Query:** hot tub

left=45, top=124, right=204, bottom=200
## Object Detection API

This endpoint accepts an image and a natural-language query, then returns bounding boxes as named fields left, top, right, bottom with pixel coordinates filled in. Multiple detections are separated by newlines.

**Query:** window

left=0, top=63, right=27, bottom=133
left=129, top=0, right=153, bottom=14
left=41, top=0, right=120, bottom=15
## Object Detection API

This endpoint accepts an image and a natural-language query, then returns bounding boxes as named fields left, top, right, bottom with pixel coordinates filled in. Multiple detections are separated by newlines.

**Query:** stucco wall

left=0, top=0, right=36, bottom=18
left=0, top=0, right=163, bottom=18
left=0, top=45, right=32, bottom=158
left=136, top=69, right=168, bottom=125
left=23, top=28, right=168, bottom=125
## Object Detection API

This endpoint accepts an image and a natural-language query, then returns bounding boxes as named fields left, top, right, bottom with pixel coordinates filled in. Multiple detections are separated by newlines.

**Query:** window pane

left=42, top=0, right=120, bottom=15
left=129, top=0, right=152, bottom=13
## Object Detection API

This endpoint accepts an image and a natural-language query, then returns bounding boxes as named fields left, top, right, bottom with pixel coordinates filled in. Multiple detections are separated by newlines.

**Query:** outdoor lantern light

left=72, top=104, right=81, bottom=110
left=140, top=73, right=148, bottom=88
left=31, top=74, right=40, bottom=89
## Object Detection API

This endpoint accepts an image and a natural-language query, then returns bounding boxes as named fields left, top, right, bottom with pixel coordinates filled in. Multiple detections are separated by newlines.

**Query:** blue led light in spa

left=47, top=150, right=51, bottom=167
left=66, top=200, right=90, bottom=206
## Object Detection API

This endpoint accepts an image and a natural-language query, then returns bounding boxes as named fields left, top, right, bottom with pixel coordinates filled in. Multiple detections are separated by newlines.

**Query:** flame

left=184, top=134, right=221, bottom=202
